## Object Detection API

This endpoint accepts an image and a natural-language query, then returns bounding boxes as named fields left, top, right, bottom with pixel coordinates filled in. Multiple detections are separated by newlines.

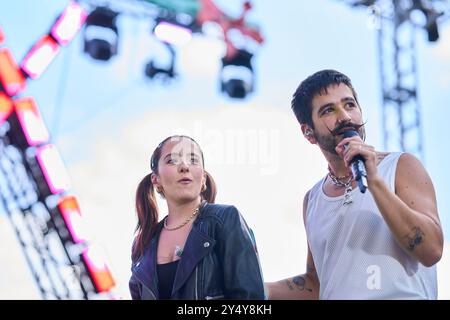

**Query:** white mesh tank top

left=305, top=152, right=437, bottom=299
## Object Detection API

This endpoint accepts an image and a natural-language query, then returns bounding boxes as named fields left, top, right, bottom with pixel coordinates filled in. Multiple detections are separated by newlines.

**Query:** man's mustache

left=329, top=122, right=365, bottom=136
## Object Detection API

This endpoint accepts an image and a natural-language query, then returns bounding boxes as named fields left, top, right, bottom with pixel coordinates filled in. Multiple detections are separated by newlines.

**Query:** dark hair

left=132, top=135, right=217, bottom=262
left=291, top=69, right=359, bottom=128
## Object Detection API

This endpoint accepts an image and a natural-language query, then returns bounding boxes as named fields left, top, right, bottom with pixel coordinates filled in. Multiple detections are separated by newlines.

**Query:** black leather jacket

left=129, top=202, right=266, bottom=300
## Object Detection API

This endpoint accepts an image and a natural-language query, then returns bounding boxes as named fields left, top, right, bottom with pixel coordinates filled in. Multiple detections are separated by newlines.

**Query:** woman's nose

left=178, top=159, right=189, bottom=172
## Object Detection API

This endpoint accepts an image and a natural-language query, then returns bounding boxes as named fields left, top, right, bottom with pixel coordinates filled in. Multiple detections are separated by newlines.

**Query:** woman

left=129, top=135, right=265, bottom=300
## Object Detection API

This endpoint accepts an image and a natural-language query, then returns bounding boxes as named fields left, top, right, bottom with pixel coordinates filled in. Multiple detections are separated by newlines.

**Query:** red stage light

left=0, top=48, right=27, bottom=96
left=0, top=28, right=5, bottom=44
left=21, top=35, right=60, bottom=79
left=57, top=195, right=88, bottom=244
left=51, top=1, right=88, bottom=46
left=81, top=245, right=116, bottom=293
left=35, top=144, right=71, bottom=195
left=0, top=92, right=13, bottom=125
left=13, top=97, right=49, bottom=147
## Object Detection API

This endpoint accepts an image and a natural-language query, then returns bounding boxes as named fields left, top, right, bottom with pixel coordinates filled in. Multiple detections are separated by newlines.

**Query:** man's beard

left=314, top=122, right=366, bottom=156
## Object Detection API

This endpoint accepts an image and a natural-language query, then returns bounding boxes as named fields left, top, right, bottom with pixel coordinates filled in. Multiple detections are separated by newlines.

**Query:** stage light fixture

left=56, top=195, right=88, bottom=244
left=83, top=7, right=119, bottom=61
left=6, top=97, right=49, bottom=149
left=20, top=35, right=60, bottom=79
left=81, top=245, right=116, bottom=293
left=0, top=92, right=13, bottom=126
left=220, top=49, right=254, bottom=99
left=154, top=21, right=192, bottom=46
left=424, top=14, right=440, bottom=42
left=0, top=48, right=27, bottom=96
left=144, top=41, right=176, bottom=80
left=50, top=1, right=88, bottom=46
left=34, top=144, right=71, bottom=196
left=412, top=1, right=444, bottom=42
left=144, top=59, right=175, bottom=80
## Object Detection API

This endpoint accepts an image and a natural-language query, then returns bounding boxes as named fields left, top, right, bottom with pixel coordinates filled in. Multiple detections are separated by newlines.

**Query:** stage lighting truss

left=346, top=0, right=449, bottom=42
left=339, top=0, right=449, bottom=160
left=52, top=195, right=116, bottom=294
left=0, top=3, right=118, bottom=299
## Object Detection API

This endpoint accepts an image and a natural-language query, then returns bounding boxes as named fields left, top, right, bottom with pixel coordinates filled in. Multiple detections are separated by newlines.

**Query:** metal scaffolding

left=0, top=134, right=94, bottom=299
left=342, top=0, right=450, bottom=160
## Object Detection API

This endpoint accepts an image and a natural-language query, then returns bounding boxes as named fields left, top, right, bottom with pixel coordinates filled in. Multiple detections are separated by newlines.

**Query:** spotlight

left=81, top=245, right=116, bottom=293
left=50, top=1, right=88, bottom=46
left=220, top=49, right=254, bottom=99
left=32, top=144, right=71, bottom=197
left=83, top=7, right=119, bottom=61
left=6, top=97, right=49, bottom=149
left=20, top=35, right=60, bottom=79
left=54, top=195, right=88, bottom=244
left=0, top=48, right=27, bottom=96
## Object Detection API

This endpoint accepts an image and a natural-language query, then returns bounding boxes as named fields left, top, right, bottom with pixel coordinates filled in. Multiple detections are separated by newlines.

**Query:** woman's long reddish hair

left=132, top=136, right=217, bottom=262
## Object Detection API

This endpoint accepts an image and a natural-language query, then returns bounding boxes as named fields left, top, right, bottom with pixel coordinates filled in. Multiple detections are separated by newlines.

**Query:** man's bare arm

left=266, top=191, right=320, bottom=299
left=266, top=246, right=319, bottom=299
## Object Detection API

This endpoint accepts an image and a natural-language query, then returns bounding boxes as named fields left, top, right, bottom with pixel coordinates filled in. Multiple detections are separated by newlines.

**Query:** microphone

left=342, top=130, right=368, bottom=193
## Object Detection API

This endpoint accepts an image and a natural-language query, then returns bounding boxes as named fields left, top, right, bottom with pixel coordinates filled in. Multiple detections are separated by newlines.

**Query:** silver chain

left=328, top=168, right=354, bottom=205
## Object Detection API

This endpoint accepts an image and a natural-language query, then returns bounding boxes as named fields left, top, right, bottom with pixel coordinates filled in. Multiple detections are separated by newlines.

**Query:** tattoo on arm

left=405, top=226, right=424, bottom=251
left=285, top=280, right=293, bottom=290
left=291, top=276, right=313, bottom=292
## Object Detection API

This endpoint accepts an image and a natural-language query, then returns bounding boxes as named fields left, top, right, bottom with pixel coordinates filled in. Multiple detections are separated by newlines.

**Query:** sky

left=1, top=0, right=449, bottom=299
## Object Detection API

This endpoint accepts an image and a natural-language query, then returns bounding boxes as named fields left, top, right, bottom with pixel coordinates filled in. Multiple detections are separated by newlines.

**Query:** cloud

left=179, top=35, right=225, bottom=77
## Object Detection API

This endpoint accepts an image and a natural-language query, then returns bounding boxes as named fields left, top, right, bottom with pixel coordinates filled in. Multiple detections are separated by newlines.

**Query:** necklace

left=328, top=167, right=354, bottom=205
left=164, top=207, right=200, bottom=231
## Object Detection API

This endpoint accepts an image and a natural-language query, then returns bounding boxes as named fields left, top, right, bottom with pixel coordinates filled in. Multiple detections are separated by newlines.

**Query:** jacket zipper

left=195, top=267, right=198, bottom=299
left=205, top=294, right=225, bottom=300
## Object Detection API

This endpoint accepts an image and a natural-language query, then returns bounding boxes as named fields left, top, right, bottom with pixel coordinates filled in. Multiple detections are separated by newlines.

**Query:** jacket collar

left=132, top=202, right=215, bottom=298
